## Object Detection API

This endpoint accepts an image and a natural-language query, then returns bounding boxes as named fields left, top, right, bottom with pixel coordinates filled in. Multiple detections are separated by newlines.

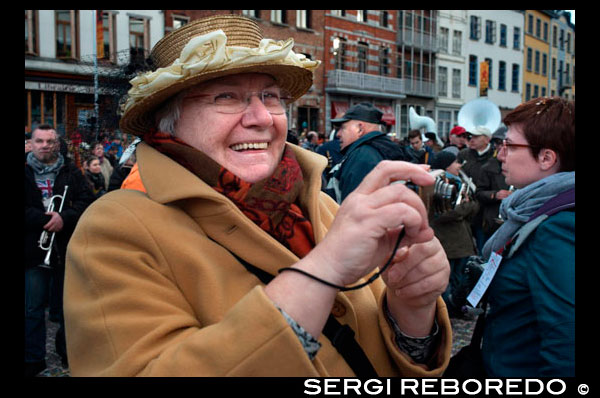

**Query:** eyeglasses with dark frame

left=183, top=88, right=292, bottom=115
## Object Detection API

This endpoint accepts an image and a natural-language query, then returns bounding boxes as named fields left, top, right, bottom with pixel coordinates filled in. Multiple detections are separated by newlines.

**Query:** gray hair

left=154, top=89, right=189, bottom=135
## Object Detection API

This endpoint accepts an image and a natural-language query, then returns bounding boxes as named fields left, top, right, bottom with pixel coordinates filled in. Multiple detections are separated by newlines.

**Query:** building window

left=380, top=11, right=389, bottom=27
left=542, top=53, right=547, bottom=76
left=356, top=10, right=368, bottom=23
left=533, top=84, right=539, bottom=98
left=552, top=57, right=556, bottom=79
left=559, top=29, right=564, bottom=50
left=526, top=47, right=532, bottom=71
left=513, top=27, right=520, bottom=50
left=452, top=68, right=461, bottom=98
left=469, top=55, right=478, bottom=86
left=172, top=15, right=189, bottom=29
left=438, top=66, right=448, bottom=97
left=437, top=110, right=452, bottom=140
left=498, top=61, right=506, bottom=91
left=129, top=16, right=149, bottom=64
left=543, top=22, right=548, bottom=41
left=357, top=42, right=368, bottom=73
left=439, top=27, right=449, bottom=53
left=511, top=64, right=519, bottom=92
left=470, top=16, right=481, bottom=40
left=452, top=30, right=462, bottom=55
left=534, top=50, right=540, bottom=74
left=566, top=32, right=572, bottom=53
left=499, top=24, right=507, bottom=47
left=510, top=64, right=520, bottom=93
left=25, top=10, right=39, bottom=55
left=552, top=25, right=558, bottom=47
left=485, top=20, right=496, bottom=44
left=379, top=47, right=390, bottom=76
left=271, top=10, right=286, bottom=24
left=296, top=10, right=310, bottom=29
left=56, top=10, right=78, bottom=59
left=527, top=14, right=533, bottom=34
left=242, top=10, right=260, bottom=19
left=25, top=90, right=66, bottom=134
left=535, top=18, right=541, bottom=37
left=100, top=11, right=117, bottom=63
left=333, top=37, right=346, bottom=70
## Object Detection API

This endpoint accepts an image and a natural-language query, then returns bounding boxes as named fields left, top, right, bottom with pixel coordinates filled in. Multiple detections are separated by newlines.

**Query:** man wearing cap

left=445, top=126, right=468, bottom=153
left=327, top=102, right=407, bottom=203
left=64, top=15, right=451, bottom=377
left=457, top=125, right=497, bottom=253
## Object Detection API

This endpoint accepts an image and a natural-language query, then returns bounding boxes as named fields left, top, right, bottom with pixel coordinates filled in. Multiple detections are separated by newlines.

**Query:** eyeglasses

left=184, top=88, right=292, bottom=115
left=499, top=139, right=537, bottom=152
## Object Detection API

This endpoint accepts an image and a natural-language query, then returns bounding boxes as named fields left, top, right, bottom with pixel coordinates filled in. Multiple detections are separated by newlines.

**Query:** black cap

left=331, top=102, right=383, bottom=125
left=431, top=150, right=457, bottom=171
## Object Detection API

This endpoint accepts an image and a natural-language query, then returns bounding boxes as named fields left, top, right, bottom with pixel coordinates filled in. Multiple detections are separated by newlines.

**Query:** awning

left=379, top=105, right=396, bottom=125
left=332, top=101, right=349, bottom=118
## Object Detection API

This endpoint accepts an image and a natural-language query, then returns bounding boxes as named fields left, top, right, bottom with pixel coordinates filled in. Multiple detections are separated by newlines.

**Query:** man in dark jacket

left=326, top=103, right=406, bottom=203
left=25, top=124, right=94, bottom=376
left=456, top=125, right=497, bottom=254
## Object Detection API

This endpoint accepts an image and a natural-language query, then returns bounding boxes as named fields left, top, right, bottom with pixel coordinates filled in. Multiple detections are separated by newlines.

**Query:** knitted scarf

left=482, top=171, right=575, bottom=260
left=144, top=131, right=315, bottom=258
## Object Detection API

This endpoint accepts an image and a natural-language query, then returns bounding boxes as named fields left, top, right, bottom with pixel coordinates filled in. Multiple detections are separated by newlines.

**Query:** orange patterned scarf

left=144, top=131, right=315, bottom=258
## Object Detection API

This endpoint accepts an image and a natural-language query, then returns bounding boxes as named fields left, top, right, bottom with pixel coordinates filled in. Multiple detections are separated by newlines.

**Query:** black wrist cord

left=277, top=229, right=406, bottom=291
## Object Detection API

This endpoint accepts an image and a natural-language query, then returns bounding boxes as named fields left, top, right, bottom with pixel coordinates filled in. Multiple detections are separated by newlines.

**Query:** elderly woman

left=64, top=15, right=451, bottom=377
left=480, top=97, right=575, bottom=376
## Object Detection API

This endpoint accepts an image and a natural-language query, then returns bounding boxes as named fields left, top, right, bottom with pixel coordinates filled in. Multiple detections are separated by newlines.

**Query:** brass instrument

left=455, top=169, right=476, bottom=207
left=38, top=185, right=68, bottom=269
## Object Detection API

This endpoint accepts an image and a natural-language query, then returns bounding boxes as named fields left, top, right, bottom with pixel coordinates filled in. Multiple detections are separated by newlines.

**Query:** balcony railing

left=327, top=69, right=403, bottom=95
left=397, top=29, right=439, bottom=52
left=327, top=69, right=436, bottom=98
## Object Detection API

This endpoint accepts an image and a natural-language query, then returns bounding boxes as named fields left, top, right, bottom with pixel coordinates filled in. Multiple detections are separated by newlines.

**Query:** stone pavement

left=37, top=309, right=475, bottom=377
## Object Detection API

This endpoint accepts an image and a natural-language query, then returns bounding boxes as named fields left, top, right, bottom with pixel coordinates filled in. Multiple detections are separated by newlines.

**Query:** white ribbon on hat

left=122, top=29, right=320, bottom=113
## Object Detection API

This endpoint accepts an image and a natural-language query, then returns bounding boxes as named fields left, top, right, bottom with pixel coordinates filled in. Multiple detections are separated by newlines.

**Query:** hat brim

left=120, top=63, right=313, bottom=136
left=330, top=117, right=349, bottom=124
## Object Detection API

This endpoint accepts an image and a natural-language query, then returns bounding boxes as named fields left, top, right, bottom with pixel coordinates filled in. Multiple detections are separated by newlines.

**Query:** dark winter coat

left=331, top=131, right=406, bottom=202
left=476, top=156, right=510, bottom=236
left=25, top=154, right=95, bottom=268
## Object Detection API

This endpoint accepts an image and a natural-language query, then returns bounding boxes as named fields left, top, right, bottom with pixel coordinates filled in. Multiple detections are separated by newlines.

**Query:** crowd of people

left=25, top=14, right=574, bottom=379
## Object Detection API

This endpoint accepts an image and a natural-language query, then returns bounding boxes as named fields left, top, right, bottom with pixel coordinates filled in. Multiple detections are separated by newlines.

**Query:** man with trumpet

left=25, top=124, right=94, bottom=376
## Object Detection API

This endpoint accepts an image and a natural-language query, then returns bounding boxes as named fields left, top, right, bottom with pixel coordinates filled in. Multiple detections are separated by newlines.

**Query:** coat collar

left=135, top=141, right=329, bottom=275
left=136, top=141, right=327, bottom=208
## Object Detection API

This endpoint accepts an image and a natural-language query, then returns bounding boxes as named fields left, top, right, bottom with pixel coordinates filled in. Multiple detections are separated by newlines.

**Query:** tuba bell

left=457, top=98, right=501, bottom=136
left=409, top=106, right=437, bottom=134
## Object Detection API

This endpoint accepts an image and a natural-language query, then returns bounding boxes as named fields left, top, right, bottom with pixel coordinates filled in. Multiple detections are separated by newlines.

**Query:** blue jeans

left=25, top=265, right=66, bottom=363
left=25, top=266, right=50, bottom=362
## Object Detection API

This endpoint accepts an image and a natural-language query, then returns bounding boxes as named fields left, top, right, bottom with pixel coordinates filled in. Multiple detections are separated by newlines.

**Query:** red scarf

left=144, top=131, right=315, bottom=258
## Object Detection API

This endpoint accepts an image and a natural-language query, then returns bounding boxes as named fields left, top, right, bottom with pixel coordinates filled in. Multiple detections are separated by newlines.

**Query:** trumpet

left=454, top=169, right=476, bottom=207
left=38, top=185, right=68, bottom=269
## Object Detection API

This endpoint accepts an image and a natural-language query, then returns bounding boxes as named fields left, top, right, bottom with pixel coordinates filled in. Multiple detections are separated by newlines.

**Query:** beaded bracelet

left=278, top=229, right=406, bottom=291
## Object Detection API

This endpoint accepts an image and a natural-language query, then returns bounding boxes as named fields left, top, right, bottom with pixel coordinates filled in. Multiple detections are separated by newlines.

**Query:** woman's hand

left=305, top=161, right=436, bottom=286
left=382, top=237, right=450, bottom=336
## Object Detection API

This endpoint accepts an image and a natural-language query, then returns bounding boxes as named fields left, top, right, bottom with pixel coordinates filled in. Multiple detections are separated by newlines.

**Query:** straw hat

left=119, top=14, right=320, bottom=136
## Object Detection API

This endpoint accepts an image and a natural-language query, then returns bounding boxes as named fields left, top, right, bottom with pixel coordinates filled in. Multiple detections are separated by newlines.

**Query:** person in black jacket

left=25, top=124, right=94, bottom=376
left=326, top=103, right=407, bottom=203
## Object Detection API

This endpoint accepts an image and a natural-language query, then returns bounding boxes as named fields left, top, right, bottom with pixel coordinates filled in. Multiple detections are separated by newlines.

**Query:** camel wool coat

left=64, top=142, right=452, bottom=376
